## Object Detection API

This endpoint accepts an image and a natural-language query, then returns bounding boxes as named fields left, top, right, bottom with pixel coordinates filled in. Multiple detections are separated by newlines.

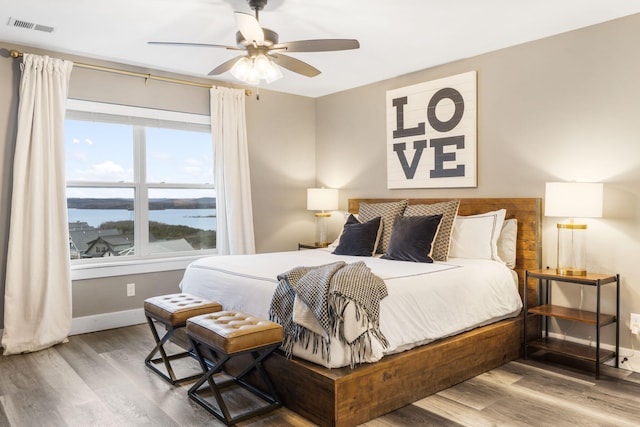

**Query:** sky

left=65, top=120, right=215, bottom=199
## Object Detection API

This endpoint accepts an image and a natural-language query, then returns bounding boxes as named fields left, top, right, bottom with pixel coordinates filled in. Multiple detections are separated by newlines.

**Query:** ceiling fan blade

left=272, top=39, right=360, bottom=53
left=148, top=41, right=241, bottom=50
left=270, top=53, right=320, bottom=77
left=208, top=55, right=244, bottom=75
left=235, top=11, right=264, bottom=45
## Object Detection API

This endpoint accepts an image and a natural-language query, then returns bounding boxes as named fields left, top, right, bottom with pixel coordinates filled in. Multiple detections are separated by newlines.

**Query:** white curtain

left=1, top=54, right=73, bottom=355
left=210, top=87, right=256, bottom=255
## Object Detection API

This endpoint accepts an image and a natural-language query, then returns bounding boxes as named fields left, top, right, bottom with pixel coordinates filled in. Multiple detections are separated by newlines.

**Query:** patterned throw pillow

left=358, top=200, right=408, bottom=254
left=404, top=200, right=460, bottom=261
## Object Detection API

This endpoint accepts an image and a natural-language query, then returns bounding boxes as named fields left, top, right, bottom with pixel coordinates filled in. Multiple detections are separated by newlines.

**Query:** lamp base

left=314, top=212, right=330, bottom=246
left=556, top=267, right=587, bottom=276
left=556, top=222, right=588, bottom=278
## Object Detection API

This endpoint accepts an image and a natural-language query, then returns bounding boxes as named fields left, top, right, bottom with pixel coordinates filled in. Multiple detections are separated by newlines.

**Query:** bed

left=179, top=198, right=541, bottom=426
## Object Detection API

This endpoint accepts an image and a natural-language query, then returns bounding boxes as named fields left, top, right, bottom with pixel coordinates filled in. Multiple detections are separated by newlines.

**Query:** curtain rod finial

left=9, top=49, right=23, bottom=58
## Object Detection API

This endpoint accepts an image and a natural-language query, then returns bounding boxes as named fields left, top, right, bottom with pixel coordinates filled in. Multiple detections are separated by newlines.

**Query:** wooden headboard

left=348, top=198, right=542, bottom=307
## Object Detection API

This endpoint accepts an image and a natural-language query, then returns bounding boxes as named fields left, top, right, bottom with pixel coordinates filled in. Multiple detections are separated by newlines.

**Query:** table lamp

left=307, top=188, right=339, bottom=246
left=544, top=182, right=603, bottom=276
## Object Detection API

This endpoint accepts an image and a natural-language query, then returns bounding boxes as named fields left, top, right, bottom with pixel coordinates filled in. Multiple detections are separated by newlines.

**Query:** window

left=65, top=100, right=216, bottom=277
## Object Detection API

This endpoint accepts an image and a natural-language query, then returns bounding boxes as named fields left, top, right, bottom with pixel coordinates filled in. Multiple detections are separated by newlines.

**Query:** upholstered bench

left=186, top=310, right=284, bottom=425
left=144, top=293, right=222, bottom=385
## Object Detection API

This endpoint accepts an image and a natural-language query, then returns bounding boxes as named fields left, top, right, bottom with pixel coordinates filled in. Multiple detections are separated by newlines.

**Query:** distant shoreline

left=67, top=197, right=216, bottom=210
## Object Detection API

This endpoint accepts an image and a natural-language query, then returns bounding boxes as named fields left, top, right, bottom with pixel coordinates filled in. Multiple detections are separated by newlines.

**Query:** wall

left=0, top=43, right=316, bottom=329
left=245, top=90, right=318, bottom=253
left=315, top=15, right=640, bottom=354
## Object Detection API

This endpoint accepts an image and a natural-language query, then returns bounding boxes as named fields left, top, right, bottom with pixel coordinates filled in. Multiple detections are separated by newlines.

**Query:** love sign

left=386, top=71, right=477, bottom=189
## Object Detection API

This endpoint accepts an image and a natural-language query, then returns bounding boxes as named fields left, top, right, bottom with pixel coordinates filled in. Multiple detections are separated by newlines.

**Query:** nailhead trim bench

left=144, top=293, right=222, bottom=385
left=186, top=310, right=284, bottom=425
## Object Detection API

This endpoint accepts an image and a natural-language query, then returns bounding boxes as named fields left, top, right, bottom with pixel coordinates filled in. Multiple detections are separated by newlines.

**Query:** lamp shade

left=307, top=188, right=339, bottom=211
left=544, top=182, right=603, bottom=218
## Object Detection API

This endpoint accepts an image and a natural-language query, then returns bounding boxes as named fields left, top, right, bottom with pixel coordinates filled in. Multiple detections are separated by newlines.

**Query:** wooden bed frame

left=260, top=198, right=542, bottom=427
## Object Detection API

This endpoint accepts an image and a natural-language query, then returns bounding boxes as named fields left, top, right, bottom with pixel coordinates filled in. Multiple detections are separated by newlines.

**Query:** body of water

left=68, top=208, right=217, bottom=231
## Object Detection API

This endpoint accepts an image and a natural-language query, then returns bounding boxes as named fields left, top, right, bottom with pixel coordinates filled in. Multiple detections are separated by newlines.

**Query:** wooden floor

left=1, top=324, right=639, bottom=426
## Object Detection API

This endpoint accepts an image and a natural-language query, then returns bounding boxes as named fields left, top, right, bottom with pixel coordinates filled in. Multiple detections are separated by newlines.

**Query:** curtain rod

left=8, top=49, right=251, bottom=96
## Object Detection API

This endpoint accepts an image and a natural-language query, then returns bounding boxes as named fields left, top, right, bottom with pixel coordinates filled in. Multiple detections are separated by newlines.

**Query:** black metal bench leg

left=187, top=339, right=282, bottom=426
left=144, top=316, right=200, bottom=385
left=234, top=346, right=281, bottom=405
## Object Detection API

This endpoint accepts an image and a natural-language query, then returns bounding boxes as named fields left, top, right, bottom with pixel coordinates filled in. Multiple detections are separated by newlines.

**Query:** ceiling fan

left=148, top=0, right=360, bottom=85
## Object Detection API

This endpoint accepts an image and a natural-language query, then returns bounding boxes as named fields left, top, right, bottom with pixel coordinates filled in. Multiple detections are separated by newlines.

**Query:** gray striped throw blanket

left=269, top=261, right=388, bottom=368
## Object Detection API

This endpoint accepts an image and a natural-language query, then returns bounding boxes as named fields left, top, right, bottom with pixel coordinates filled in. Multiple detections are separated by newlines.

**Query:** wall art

left=386, top=71, right=477, bottom=189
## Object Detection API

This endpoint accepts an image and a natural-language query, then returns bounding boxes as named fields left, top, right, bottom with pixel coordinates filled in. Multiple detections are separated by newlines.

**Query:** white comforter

left=179, top=248, right=522, bottom=368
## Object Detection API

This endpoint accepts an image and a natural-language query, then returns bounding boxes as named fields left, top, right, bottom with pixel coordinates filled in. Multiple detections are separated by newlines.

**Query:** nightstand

left=524, top=268, right=619, bottom=378
left=298, top=242, right=329, bottom=250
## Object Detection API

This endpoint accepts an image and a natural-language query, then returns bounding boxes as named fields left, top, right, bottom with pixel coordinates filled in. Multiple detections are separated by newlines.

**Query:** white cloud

left=94, top=160, right=124, bottom=173
left=73, top=160, right=132, bottom=181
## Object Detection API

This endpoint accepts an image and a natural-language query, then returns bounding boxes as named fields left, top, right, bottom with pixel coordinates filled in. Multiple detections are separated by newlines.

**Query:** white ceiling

left=2, top=0, right=640, bottom=98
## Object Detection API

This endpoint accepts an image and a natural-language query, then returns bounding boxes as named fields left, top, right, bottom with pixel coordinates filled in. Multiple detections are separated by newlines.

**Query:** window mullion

left=146, top=183, right=215, bottom=190
left=134, top=125, right=149, bottom=257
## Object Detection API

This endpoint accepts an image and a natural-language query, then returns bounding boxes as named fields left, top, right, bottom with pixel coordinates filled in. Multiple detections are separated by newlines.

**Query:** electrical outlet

left=630, top=313, right=640, bottom=335
left=126, top=283, right=135, bottom=297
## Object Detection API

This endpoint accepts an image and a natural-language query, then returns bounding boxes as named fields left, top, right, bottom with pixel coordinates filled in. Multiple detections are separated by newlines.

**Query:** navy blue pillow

left=332, top=215, right=382, bottom=256
left=381, top=214, right=443, bottom=263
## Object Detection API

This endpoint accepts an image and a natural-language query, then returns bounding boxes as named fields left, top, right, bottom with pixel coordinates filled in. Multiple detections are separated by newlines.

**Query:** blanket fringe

left=269, top=262, right=388, bottom=368
left=329, top=293, right=389, bottom=368
left=269, top=311, right=331, bottom=363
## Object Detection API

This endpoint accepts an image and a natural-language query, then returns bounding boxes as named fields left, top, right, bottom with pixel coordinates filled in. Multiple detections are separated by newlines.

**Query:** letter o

left=427, top=87, right=464, bottom=132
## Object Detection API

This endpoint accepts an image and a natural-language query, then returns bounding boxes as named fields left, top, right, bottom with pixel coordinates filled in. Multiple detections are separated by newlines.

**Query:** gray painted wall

left=315, top=14, right=640, bottom=351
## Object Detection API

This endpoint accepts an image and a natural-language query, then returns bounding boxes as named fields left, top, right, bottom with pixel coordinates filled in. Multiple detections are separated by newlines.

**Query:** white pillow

left=497, top=218, right=517, bottom=269
left=449, top=209, right=506, bottom=261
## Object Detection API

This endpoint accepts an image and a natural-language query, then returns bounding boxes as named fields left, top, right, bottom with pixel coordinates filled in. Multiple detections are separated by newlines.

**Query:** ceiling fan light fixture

left=230, top=54, right=282, bottom=85
left=265, top=65, right=283, bottom=84
left=255, top=54, right=283, bottom=83
left=230, top=56, right=253, bottom=82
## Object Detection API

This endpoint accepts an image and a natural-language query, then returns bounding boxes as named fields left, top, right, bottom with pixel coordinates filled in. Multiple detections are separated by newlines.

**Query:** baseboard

left=69, top=308, right=146, bottom=336
left=547, top=332, right=640, bottom=373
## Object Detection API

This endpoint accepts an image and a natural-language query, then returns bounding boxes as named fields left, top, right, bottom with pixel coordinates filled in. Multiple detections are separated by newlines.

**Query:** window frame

left=66, top=99, right=217, bottom=280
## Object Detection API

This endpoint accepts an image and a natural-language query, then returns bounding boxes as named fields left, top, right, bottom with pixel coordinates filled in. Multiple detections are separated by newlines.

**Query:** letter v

left=393, top=140, right=427, bottom=179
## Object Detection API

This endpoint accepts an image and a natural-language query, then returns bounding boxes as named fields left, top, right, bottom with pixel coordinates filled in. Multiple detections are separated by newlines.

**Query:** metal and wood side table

left=524, top=268, right=619, bottom=379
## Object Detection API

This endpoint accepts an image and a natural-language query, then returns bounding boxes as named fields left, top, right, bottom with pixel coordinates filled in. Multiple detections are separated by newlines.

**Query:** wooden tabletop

left=526, top=268, right=618, bottom=285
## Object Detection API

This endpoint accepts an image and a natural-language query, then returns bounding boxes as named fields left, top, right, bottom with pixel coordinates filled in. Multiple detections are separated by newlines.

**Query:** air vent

left=34, top=24, right=55, bottom=33
left=7, top=17, right=54, bottom=33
